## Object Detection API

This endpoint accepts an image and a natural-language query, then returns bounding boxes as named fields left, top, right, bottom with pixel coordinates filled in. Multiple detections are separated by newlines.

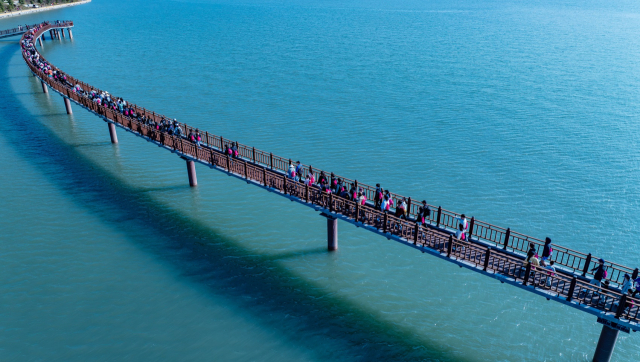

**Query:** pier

left=14, top=21, right=640, bottom=362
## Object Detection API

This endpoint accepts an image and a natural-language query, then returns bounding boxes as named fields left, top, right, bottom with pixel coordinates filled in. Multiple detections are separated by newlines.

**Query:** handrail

left=0, top=23, right=41, bottom=36
left=19, top=22, right=640, bottom=325
left=19, top=20, right=637, bottom=285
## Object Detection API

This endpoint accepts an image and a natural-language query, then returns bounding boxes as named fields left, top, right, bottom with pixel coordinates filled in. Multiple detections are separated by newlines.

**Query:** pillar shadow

left=0, top=45, right=470, bottom=362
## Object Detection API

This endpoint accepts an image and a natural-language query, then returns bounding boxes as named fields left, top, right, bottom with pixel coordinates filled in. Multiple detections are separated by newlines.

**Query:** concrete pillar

left=186, top=160, right=197, bottom=187
left=49, top=30, right=53, bottom=40
left=327, top=216, right=338, bottom=251
left=593, top=325, right=619, bottom=362
left=41, top=80, right=48, bottom=94
left=108, top=123, right=118, bottom=144
left=64, top=98, right=72, bottom=114
left=68, top=28, right=73, bottom=39
left=61, top=29, right=65, bottom=38
left=37, top=37, right=42, bottom=47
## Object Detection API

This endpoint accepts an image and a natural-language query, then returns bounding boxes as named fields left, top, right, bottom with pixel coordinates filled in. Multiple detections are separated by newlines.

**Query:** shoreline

left=0, top=0, right=91, bottom=20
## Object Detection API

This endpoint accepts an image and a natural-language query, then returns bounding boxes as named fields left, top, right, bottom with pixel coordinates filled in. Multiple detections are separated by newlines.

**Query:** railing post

left=502, top=228, right=511, bottom=250
left=220, top=136, right=224, bottom=150
left=436, top=206, right=442, bottom=227
left=407, top=197, right=412, bottom=217
left=413, top=223, right=419, bottom=245
left=583, top=253, right=592, bottom=277
left=483, top=248, right=491, bottom=271
left=523, top=263, right=532, bottom=286
left=567, top=277, right=577, bottom=302
left=616, top=295, right=628, bottom=319
left=263, top=168, right=268, bottom=187
left=329, top=193, right=334, bottom=212
left=447, top=235, right=453, bottom=257
left=355, top=203, right=360, bottom=222
left=469, top=217, right=475, bottom=237
left=252, top=147, right=256, bottom=163
left=270, top=153, right=274, bottom=170
left=305, top=184, right=310, bottom=203
left=244, top=161, right=248, bottom=179
left=226, top=154, right=231, bottom=171
left=383, top=213, right=388, bottom=233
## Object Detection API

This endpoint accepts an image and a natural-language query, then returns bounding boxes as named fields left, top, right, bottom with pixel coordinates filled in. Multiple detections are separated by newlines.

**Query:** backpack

left=234, top=149, right=238, bottom=157
left=227, top=148, right=233, bottom=155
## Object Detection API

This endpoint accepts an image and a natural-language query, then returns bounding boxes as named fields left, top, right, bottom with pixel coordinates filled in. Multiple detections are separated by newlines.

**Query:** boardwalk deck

left=15, top=22, right=640, bottom=338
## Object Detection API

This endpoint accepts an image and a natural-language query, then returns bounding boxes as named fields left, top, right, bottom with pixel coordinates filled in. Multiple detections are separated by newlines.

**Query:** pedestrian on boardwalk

left=526, top=242, right=536, bottom=261
left=417, top=200, right=431, bottom=226
left=396, top=197, right=408, bottom=219
left=288, top=162, right=296, bottom=180
left=589, top=259, right=607, bottom=287
left=541, top=237, right=553, bottom=266
left=621, top=273, right=633, bottom=295
left=375, top=184, right=383, bottom=209
left=544, top=261, right=556, bottom=287
left=319, top=171, right=327, bottom=185
left=457, top=214, right=468, bottom=232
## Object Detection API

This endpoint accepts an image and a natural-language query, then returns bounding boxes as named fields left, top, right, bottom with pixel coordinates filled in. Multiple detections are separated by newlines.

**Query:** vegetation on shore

left=1, top=0, right=84, bottom=13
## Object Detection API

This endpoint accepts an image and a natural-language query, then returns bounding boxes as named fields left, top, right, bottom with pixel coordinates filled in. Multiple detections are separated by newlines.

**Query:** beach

left=0, top=0, right=90, bottom=20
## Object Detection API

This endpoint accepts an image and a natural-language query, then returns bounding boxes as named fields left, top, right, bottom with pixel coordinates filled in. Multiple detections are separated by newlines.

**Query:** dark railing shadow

left=1, top=45, right=469, bottom=362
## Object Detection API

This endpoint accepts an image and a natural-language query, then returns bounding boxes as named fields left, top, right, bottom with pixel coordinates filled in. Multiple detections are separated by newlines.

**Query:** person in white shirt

left=621, top=274, right=633, bottom=295
left=544, top=261, right=556, bottom=287
left=457, top=214, right=468, bottom=232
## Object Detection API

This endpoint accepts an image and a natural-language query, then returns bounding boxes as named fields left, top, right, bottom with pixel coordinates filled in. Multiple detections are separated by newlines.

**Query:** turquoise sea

left=2, top=0, right=640, bottom=360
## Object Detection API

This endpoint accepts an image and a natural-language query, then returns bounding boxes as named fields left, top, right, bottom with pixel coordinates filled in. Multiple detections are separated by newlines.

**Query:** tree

left=0, top=3, right=4, bottom=12
left=19, top=0, right=24, bottom=5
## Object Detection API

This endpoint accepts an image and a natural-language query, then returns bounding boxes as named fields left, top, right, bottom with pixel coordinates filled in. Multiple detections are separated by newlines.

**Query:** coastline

left=0, top=0, right=91, bottom=20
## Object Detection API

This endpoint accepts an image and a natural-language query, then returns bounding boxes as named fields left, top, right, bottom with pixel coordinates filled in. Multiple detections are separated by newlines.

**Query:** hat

left=598, top=258, right=605, bottom=263
left=625, top=273, right=630, bottom=279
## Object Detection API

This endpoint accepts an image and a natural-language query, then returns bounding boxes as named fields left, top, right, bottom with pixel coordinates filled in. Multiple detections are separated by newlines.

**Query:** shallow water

left=1, top=0, right=640, bottom=360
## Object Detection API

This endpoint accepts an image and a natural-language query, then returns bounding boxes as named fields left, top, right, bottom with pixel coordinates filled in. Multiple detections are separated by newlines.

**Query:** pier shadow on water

left=0, top=45, right=469, bottom=362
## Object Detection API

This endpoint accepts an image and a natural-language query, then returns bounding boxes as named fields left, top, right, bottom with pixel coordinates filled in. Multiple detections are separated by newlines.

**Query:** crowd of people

left=20, top=22, right=638, bottom=313
left=21, top=22, right=195, bottom=146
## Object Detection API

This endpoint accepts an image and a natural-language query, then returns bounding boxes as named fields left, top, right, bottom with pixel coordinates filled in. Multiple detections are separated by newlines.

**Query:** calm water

left=2, top=0, right=640, bottom=360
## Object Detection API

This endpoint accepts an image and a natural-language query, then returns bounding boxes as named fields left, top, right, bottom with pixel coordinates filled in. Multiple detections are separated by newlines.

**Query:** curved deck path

left=14, top=21, right=639, bottom=361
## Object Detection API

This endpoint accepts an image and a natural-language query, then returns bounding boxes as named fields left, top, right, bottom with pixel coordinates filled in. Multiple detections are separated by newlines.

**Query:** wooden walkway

left=0, top=23, right=39, bottom=39
left=17, top=21, right=640, bottom=333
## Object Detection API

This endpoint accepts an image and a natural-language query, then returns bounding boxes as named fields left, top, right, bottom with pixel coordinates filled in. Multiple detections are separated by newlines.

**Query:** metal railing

left=19, top=22, right=640, bottom=324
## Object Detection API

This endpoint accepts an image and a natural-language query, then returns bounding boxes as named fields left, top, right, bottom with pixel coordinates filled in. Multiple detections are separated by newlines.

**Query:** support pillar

left=37, top=37, right=43, bottom=47
left=68, top=28, right=73, bottom=39
left=108, top=123, right=118, bottom=144
left=186, top=160, right=197, bottom=187
left=41, top=80, right=48, bottom=93
left=326, top=215, right=338, bottom=251
left=593, top=325, right=619, bottom=362
left=64, top=98, right=72, bottom=114
left=49, top=30, right=53, bottom=40
left=61, top=29, right=65, bottom=38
